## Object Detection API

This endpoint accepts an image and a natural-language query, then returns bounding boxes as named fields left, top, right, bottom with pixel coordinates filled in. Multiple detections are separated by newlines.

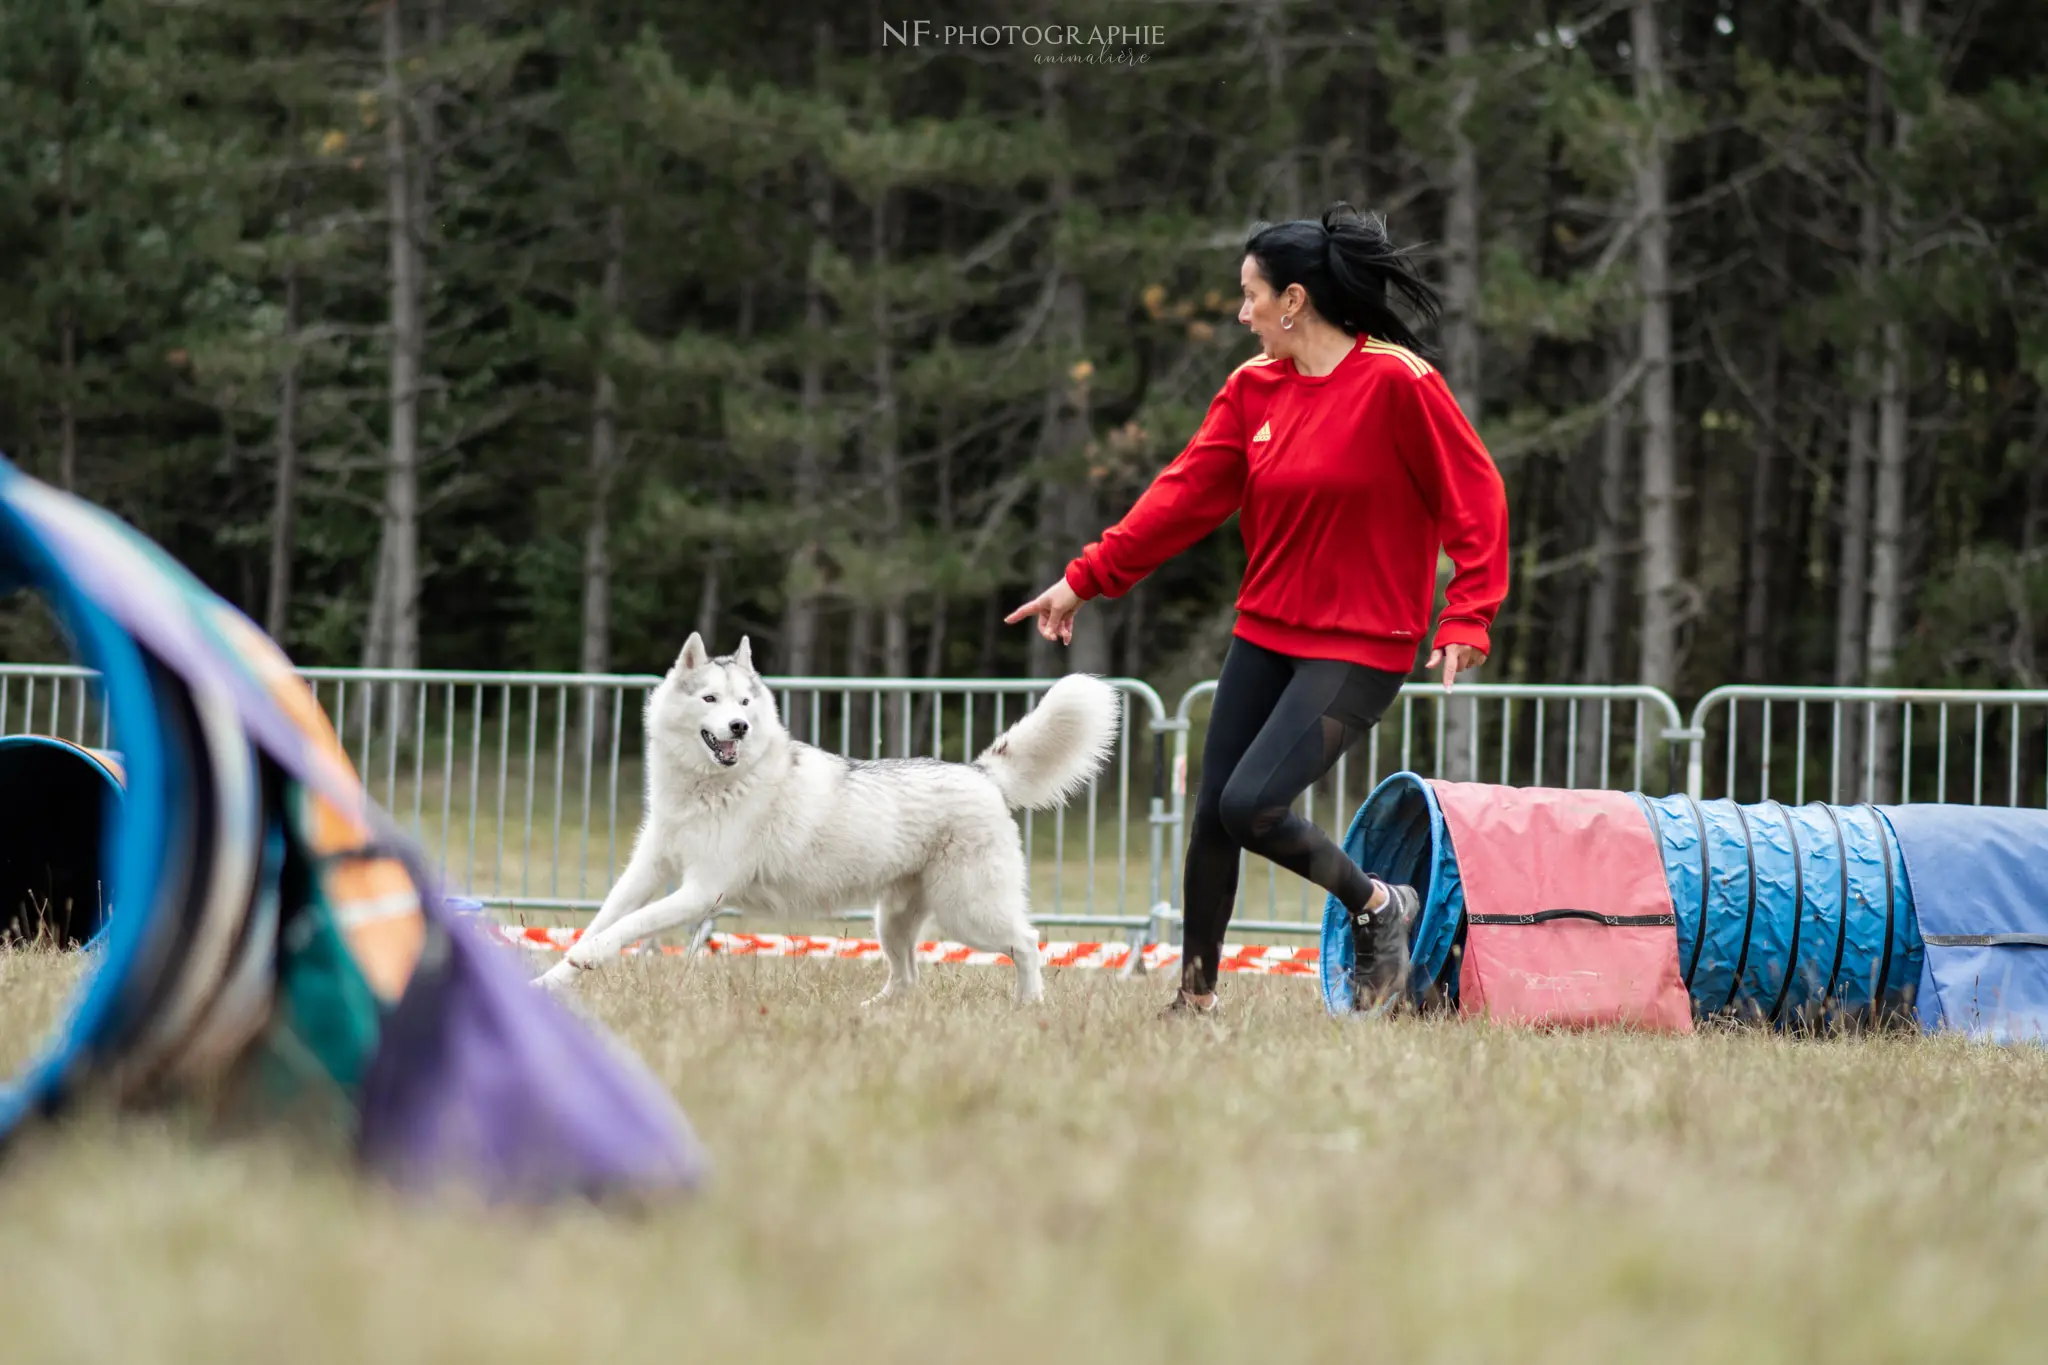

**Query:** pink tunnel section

left=1431, top=782, right=1692, bottom=1033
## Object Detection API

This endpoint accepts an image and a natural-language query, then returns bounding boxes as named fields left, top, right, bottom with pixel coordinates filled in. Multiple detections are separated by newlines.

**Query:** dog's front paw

left=535, top=959, right=582, bottom=992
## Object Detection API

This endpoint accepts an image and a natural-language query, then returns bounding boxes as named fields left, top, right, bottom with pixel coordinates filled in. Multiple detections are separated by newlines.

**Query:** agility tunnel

left=0, top=735, right=123, bottom=947
left=0, top=459, right=707, bottom=1200
left=1322, top=773, right=2048, bottom=1043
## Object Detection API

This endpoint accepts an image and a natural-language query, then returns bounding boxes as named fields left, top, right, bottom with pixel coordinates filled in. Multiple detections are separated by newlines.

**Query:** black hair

left=1243, top=203, right=1443, bottom=358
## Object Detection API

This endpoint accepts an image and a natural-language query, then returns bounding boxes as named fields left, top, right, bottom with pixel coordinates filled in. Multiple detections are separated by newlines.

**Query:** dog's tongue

left=711, top=738, right=737, bottom=762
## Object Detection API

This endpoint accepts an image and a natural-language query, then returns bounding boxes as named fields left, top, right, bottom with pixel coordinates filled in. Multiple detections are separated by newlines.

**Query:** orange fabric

left=212, top=610, right=424, bottom=1002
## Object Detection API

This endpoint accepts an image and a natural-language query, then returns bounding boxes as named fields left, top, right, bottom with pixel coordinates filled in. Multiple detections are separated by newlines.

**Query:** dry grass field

left=0, top=943, right=2045, bottom=1365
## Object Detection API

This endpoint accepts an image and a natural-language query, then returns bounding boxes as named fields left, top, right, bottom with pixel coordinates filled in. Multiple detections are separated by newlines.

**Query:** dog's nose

left=729, top=718, right=749, bottom=738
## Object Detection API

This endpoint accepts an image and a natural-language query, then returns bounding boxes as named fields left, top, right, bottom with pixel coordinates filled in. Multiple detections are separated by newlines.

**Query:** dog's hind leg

left=926, top=848, right=1044, bottom=1006
left=1002, top=925, right=1045, bottom=1006
left=865, top=879, right=927, bottom=1007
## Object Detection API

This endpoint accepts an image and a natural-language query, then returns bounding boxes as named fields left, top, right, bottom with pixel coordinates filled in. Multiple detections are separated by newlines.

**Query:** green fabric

left=241, top=783, right=385, bottom=1118
left=275, top=891, right=382, bottom=1091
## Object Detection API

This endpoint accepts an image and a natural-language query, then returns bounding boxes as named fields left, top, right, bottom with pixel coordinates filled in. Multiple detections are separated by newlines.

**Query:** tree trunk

left=1835, top=3, right=1886, bottom=696
left=266, top=264, right=301, bottom=641
left=846, top=604, right=873, bottom=753
left=870, top=191, right=911, bottom=751
left=1031, top=67, right=1110, bottom=680
left=1504, top=465, right=1541, bottom=682
left=1580, top=344, right=1632, bottom=783
left=910, top=408, right=956, bottom=748
left=1866, top=0, right=1917, bottom=688
left=1031, top=293, right=1110, bottom=680
left=1259, top=0, right=1302, bottom=213
left=700, top=276, right=751, bottom=653
left=913, top=594, right=948, bottom=756
left=979, top=588, right=1001, bottom=679
left=578, top=203, right=625, bottom=755
left=1121, top=581, right=1146, bottom=680
left=1782, top=413, right=1823, bottom=676
left=926, top=423, right=954, bottom=680
left=1836, top=403, right=1874, bottom=687
left=1740, top=243, right=1784, bottom=682
left=1833, top=0, right=1890, bottom=801
left=2013, top=399, right=2048, bottom=689
left=1866, top=0, right=1921, bottom=801
left=1631, top=0, right=1680, bottom=693
left=1440, top=0, right=1483, bottom=778
left=58, top=131, right=76, bottom=494
left=922, top=600, right=948, bottom=680
left=2024, top=398, right=2048, bottom=561
left=923, top=201, right=961, bottom=696
left=845, top=604, right=870, bottom=674
left=369, top=0, right=422, bottom=686
left=1353, top=29, right=1376, bottom=205
left=695, top=494, right=724, bottom=646
left=1551, top=470, right=1585, bottom=779
left=580, top=203, right=624, bottom=681
left=1442, top=2, right=1481, bottom=416
left=779, top=32, right=833, bottom=681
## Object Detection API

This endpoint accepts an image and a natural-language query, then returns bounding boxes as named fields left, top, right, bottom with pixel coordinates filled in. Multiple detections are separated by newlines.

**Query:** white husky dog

left=536, top=634, right=1122, bottom=1003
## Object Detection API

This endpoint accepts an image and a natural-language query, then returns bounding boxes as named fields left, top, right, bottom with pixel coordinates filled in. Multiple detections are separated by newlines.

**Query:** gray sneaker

left=1159, top=988, right=1220, bottom=1018
left=1351, top=880, right=1418, bottom=1015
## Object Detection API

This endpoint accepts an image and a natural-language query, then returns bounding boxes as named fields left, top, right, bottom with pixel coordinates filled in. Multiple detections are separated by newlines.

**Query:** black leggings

left=1182, top=638, right=1406, bottom=992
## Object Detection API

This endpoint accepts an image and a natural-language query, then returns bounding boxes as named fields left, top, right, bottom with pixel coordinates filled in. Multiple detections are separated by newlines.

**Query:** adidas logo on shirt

left=1252, top=420, right=1272, bottom=443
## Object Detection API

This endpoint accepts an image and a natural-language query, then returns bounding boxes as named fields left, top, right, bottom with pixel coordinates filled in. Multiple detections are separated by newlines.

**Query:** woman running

left=1008, top=204, right=1511, bottom=1015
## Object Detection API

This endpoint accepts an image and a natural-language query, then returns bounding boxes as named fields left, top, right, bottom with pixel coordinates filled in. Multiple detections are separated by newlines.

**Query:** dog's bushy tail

left=973, top=674, right=1122, bottom=810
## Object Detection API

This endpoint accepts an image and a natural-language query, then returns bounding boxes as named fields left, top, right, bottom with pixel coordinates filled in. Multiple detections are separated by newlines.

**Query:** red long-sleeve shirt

left=1064, top=337, right=1511, bottom=672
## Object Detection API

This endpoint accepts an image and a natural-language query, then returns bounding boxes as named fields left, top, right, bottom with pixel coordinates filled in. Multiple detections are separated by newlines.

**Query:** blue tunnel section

left=1323, top=775, right=1950, bottom=1028
left=1638, top=795, right=1921, bottom=1025
left=1320, top=774, right=1467, bottom=1013
left=1881, top=804, right=2048, bottom=1043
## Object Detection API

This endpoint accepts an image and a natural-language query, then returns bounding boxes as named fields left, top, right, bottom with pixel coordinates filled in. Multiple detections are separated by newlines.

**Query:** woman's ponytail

left=1244, top=203, right=1444, bottom=357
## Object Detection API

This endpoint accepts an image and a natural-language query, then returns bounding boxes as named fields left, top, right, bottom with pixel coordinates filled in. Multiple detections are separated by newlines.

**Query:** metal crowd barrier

left=1166, top=680, right=1691, bottom=937
left=5, top=663, right=2046, bottom=946
left=1686, top=685, right=2048, bottom=809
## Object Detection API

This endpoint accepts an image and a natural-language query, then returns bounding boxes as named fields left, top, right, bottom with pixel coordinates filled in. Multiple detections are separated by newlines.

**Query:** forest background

left=1, top=0, right=2039, bottom=712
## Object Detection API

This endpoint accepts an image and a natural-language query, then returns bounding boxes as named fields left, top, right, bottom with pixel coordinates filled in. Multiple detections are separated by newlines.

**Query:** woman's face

left=1237, top=255, right=1298, bottom=358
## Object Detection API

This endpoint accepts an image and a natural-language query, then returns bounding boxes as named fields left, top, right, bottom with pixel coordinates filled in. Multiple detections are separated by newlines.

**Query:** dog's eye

left=740, top=697, right=750, bottom=706
left=702, top=694, right=717, bottom=703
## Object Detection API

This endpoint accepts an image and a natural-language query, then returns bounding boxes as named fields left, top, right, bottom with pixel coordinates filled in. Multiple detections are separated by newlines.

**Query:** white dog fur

left=536, top=633, right=1122, bottom=1003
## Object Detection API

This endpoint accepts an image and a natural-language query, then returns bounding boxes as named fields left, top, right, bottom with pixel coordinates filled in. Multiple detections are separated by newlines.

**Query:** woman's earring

left=1281, top=314, right=1294, bottom=330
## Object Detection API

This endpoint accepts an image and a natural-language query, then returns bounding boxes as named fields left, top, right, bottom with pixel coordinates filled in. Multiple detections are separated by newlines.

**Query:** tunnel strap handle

left=1923, top=933, right=2048, bottom=948
left=1465, top=909, right=1676, bottom=928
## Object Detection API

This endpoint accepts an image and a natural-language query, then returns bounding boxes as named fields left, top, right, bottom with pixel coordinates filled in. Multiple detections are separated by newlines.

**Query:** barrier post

left=1664, top=722, right=1705, bottom=798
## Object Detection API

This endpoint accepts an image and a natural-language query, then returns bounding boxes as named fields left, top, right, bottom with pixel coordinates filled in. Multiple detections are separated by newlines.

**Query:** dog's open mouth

left=700, top=729, right=740, bottom=767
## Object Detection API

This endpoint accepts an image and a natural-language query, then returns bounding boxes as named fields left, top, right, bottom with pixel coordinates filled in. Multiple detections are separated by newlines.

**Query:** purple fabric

left=3, top=479, right=346, bottom=804
left=358, top=897, right=710, bottom=1202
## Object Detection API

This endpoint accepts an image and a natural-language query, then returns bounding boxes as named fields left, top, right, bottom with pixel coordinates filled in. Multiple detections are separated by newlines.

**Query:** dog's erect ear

left=676, top=632, right=709, bottom=673
left=733, top=635, right=754, bottom=673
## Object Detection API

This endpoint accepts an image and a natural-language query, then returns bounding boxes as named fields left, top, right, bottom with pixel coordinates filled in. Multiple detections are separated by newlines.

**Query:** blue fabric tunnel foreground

left=0, top=459, right=709, bottom=1200
left=1323, top=773, right=2048, bottom=1042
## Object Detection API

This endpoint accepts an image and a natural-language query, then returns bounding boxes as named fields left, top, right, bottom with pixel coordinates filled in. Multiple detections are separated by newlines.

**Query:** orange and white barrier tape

left=487, top=923, right=1319, bottom=977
